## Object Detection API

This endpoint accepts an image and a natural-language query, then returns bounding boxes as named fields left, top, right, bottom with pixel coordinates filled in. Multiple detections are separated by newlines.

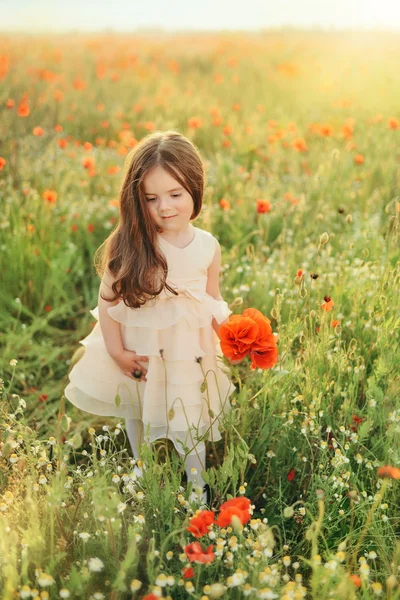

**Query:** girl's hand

left=112, top=349, right=149, bottom=382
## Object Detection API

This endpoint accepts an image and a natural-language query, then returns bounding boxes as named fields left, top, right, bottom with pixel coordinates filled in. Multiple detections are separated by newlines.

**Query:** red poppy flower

left=184, top=542, right=215, bottom=564
left=321, top=295, right=334, bottom=311
left=256, top=199, right=272, bottom=214
left=287, top=468, right=295, bottom=481
left=186, top=510, right=215, bottom=538
left=219, top=308, right=278, bottom=370
left=215, top=497, right=251, bottom=527
left=377, top=465, right=400, bottom=479
left=182, top=566, right=195, bottom=579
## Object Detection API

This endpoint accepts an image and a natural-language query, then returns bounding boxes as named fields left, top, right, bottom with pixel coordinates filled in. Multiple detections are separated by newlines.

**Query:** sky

left=1, top=0, right=400, bottom=32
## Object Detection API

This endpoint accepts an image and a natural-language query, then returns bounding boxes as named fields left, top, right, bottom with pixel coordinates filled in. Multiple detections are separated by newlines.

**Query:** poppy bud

left=208, top=583, right=228, bottom=599
left=310, top=310, right=316, bottom=318
left=319, top=232, right=329, bottom=245
left=231, top=514, right=243, bottom=533
left=386, top=575, right=398, bottom=590
left=230, top=297, right=243, bottom=308
left=283, top=506, right=294, bottom=518
left=346, top=214, right=353, bottom=223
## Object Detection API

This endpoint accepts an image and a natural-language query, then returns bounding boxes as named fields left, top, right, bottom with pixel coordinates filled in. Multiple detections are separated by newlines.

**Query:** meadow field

left=0, top=30, right=399, bottom=599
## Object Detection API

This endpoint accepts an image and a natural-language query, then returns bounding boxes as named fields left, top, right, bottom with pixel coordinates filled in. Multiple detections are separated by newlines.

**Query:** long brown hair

left=94, top=130, right=205, bottom=308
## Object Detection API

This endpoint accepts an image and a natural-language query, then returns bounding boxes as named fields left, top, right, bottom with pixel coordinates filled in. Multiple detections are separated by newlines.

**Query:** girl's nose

left=159, top=199, right=171, bottom=209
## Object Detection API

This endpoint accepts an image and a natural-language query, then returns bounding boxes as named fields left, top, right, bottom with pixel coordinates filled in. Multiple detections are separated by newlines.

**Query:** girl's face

left=143, top=166, right=194, bottom=233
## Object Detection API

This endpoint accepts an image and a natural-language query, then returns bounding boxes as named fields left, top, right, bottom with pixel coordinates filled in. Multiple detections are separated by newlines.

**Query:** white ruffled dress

left=64, top=226, right=236, bottom=456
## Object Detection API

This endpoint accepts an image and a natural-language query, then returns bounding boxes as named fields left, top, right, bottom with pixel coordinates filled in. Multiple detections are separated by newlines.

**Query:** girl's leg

left=185, top=446, right=207, bottom=503
left=125, top=418, right=148, bottom=477
left=125, top=418, right=144, bottom=458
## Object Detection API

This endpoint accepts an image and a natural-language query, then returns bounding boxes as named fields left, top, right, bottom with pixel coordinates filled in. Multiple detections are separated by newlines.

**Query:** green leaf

left=357, top=419, right=373, bottom=442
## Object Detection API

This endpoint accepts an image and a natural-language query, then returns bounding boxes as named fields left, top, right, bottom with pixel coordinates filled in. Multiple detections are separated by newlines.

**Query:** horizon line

left=2, top=24, right=400, bottom=35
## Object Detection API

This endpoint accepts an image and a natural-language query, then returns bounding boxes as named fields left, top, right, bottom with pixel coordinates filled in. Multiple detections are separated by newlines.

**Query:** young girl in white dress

left=64, top=130, right=238, bottom=505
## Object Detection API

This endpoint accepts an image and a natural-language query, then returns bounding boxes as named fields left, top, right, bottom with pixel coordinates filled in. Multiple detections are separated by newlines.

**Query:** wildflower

left=370, top=582, right=383, bottom=595
left=184, top=541, right=215, bottom=564
left=0, top=157, right=6, bottom=170
left=133, top=514, right=145, bottom=524
left=182, top=566, right=195, bottom=578
left=79, top=532, right=90, bottom=542
left=37, top=573, right=55, bottom=587
left=186, top=510, right=215, bottom=538
left=294, top=269, right=304, bottom=285
left=256, top=199, right=272, bottom=214
left=354, top=154, right=364, bottom=164
left=130, top=579, right=142, bottom=592
left=377, top=465, right=400, bottom=479
left=18, top=101, right=30, bottom=117
left=349, top=574, right=362, bottom=587
left=19, top=586, right=32, bottom=599
left=321, top=296, right=334, bottom=311
left=258, top=589, right=278, bottom=599
left=188, top=117, right=203, bottom=129
left=9, top=359, right=18, bottom=366
left=42, top=190, right=58, bottom=204
left=59, top=589, right=70, bottom=598
left=82, top=156, right=95, bottom=169
left=287, top=468, right=295, bottom=481
left=292, top=137, right=308, bottom=152
left=88, top=557, right=104, bottom=572
left=219, top=198, right=231, bottom=210
left=215, top=497, right=251, bottom=527
left=155, top=574, right=168, bottom=587
left=227, top=569, right=248, bottom=587
left=117, top=502, right=127, bottom=513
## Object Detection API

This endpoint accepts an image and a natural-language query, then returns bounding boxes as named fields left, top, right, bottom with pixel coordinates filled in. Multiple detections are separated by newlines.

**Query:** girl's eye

left=147, top=194, right=181, bottom=201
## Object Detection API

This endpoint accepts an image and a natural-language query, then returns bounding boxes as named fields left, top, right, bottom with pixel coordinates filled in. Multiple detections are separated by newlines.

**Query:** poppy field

left=1, top=30, right=400, bottom=599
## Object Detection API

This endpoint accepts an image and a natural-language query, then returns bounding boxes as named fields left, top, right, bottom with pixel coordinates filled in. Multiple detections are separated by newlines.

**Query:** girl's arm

left=206, top=238, right=226, bottom=341
left=98, top=269, right=124, bottom=359
left=206, top=239, right=243, bottom=364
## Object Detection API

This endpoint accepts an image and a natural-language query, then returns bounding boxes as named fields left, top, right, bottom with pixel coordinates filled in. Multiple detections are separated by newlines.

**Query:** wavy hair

left=94, top=130, right=205, bottom=308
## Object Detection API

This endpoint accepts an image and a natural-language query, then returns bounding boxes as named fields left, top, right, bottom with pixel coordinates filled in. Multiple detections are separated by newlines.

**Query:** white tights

left=124, top=418, right=206, bottom=489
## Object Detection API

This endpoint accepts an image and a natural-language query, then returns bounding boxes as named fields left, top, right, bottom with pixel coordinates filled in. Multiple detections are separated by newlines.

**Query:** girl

left=64, top=130, right=237, bottom=506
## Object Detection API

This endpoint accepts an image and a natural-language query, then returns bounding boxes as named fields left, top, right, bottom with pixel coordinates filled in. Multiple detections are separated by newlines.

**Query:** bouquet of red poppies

left=219, top=308, right=279, bottom=370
